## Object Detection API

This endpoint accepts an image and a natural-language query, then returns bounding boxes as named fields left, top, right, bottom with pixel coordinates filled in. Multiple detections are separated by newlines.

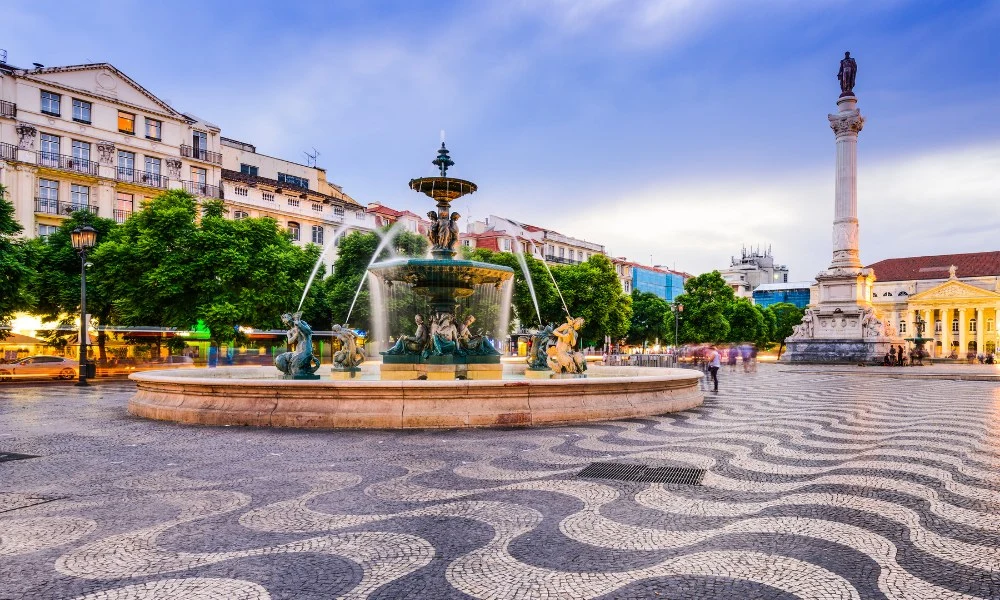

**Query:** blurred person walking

left=706, top=345, right=721, bottom=393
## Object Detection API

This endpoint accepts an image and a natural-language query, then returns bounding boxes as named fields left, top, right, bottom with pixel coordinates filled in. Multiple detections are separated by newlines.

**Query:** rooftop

left=867, top=251, right=1000, bottom=282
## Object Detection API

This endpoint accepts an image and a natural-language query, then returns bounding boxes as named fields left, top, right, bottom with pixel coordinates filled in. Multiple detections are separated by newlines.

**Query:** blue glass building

left=752, top=282, right=812, bottom=308
left=633, top=266, right=687, bottom=303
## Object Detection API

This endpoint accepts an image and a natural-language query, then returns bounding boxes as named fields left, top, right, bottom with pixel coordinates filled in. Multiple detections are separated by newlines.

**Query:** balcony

left=0, top=100, right=15, bottom=118
left=0, top=142, right=16, bottom=161
left=545, top=254, right=581, bottom=266
left=38, top=152, right=100, bottom=176
left=180, top=144, right=222, bottom=165
left=35, top=198, right=99, bottom=216
left=180, top=180, right=222, bottom=198
left=113, top=209, right=132, bottom=224
left=116, top=167, right=169, bottom=189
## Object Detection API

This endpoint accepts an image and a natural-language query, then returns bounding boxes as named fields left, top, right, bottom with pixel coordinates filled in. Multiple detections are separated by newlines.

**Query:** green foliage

left=0, top=184, right=32, bottom=337
left=29, top=212, right=120, bottom=357
left=723, top=298, right=765, bottom=343
left=93, top=190, right=316, bottom=342
left=466, top=248, right=561, bottom=328
left=767, top=302, right=805, bottom=357
left=323, top=229, right=429, bottom=332
left=627, top=289, right=671, bottom=347
left=674, top=271, right=733, bottom=344
left=552, top=254, right=631, bottom=347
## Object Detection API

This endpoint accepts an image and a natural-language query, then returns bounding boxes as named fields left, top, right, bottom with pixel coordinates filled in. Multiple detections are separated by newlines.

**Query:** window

left=277, top=172, right=309, bottom=189
left=234, top=210, right=249, bottom=220
left=41, top=91, right=61, bottom=116
left=116, top=193, right=134, bottom=223
left=234, top=187, right=248, bottom=197
left=970, top=319, right=977, bottom=333
left=71, top=140, right=91, bottom=164
left=192, top=130, right=207, bottom=151
left=118, top=150, right=135, bottom=171
left=559, top=247, right=565, bottom=258
left=312, top=203, right=323, bottom=212
left=191, top=167, right=207, bottom=185
left=462, top=239, right=472, bottom=247
left=783, top=273, right=788, bottom=283
left=70, top=184, right=90, bottom=209
left=311, top=225, right=324, bottom=244
left=333, top=205, right=345, bottom=217
left=118, top=111, right=135, bottom=134
left=72, top=99, right=92, bottom=123
left=287, top=198, right=300, bottom=208
left=240, top=164, right=259, bottom=177
left=356, top=210, right=365, bottom=221
left=38, top=179, right=59, bottom=212
left=288, top=222, right=300, bottom=241
left=952, top=319, right=959, bottom=333
left=145, top=118, right=162, bottom=140
left=988, top=319, right=995, bottom=333
left=882, top=292, right=892, bottom=296
left=899, top=321, right=907, bottom=333
left=934, top=320, right=942, bottom=333
left=39, top=224, right=59, bottom=238
left=262, top=192, right=274, bottom=202
left=898, top=291, right=908, bottom=296
left=39, top=133, right=60, bottom=166
left=501, top=239, right=512, bottom=252
left=145, top=156, right=161, bottom=175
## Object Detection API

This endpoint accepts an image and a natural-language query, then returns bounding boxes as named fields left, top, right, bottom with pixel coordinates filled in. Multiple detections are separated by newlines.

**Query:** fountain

left=127, top=144, right=703, bottom=429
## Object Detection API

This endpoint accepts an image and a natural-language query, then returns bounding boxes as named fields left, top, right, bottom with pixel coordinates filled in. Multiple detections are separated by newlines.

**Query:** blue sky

left=6, top=0, right=1000, bottom=278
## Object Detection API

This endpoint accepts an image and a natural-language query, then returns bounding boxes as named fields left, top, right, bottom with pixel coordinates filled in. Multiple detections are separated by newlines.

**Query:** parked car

left=0, top=355, right=78, bottom=381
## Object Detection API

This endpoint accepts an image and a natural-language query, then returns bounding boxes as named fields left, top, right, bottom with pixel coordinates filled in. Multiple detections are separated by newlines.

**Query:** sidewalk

left=775, top=362, right=1000, bottom=381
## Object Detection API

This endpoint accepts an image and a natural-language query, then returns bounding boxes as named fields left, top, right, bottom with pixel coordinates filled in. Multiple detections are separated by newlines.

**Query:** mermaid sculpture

left=547, top=316, right=587, bottom=374
left=527, top=324, right=554, bottom=370
left=274, top=312, right=321, bottom=379
left=332, top=324, right=365, bottom=370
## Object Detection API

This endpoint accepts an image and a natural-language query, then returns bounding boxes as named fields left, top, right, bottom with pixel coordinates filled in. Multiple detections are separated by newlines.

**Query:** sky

left=5, top=0, right=999, bottom=279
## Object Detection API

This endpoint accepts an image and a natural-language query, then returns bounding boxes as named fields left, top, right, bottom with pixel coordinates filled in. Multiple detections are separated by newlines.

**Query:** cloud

left=548, top=140, right=1000, bottom=278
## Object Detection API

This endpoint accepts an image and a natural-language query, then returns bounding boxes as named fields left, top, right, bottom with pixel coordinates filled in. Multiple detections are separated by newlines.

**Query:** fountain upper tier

left=408, top=177, right=477, bottom=203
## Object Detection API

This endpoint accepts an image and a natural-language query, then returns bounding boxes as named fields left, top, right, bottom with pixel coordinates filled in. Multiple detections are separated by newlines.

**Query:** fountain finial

left=432, top=142, right=454, bottom=177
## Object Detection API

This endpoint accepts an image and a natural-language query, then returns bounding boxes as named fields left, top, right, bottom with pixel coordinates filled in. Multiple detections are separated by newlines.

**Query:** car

left=0, top=355, right=78, bottom=381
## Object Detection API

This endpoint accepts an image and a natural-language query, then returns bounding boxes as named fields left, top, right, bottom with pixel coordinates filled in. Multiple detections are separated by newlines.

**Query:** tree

left=674, top=271, right=734, bottom=344
left=627, top=289, right=671, bottom=348
left=94, top=192, right=318, bottom=346
left=466, top=248, right=561, bottom=329
left=552, top=254, right=631, bottom=347
left=768, top=302, right=805, bottom=358
left=29, top=212, right=120, bottom=359
left=323, top=229, right=429, bottom=333
left=724, top=297, right=765, bottom=343
left=0, top=184, right=32, bottom=338
left=756, top=303, right=778, bottom=348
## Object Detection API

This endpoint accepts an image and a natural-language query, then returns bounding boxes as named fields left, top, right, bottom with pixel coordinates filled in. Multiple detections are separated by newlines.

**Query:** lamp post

left=674, top=302, right=683, bottom=348
left=70, top=225, right=97, bottom=386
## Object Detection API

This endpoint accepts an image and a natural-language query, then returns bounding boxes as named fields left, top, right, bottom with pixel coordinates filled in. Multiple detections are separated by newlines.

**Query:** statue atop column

left=838, top=51, right=857, bottom=97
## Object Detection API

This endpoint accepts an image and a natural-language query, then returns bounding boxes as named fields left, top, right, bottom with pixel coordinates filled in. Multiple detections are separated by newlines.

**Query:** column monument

left=783, top=52, right=903, bottom=363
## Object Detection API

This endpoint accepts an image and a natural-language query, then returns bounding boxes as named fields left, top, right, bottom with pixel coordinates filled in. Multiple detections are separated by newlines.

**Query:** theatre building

left=868, top=251, right=1000, bottom=358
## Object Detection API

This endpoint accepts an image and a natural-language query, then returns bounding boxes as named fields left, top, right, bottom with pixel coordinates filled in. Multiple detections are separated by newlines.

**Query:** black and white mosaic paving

left=2, top=365, right=999, bottom=599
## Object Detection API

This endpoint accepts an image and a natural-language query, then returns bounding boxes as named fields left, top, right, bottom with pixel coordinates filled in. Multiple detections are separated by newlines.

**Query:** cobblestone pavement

left=2, top=365, right=1000, bottom=599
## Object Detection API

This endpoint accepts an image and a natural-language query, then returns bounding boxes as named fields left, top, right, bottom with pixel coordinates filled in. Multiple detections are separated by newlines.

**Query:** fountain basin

left=128, top=365, right=703, bottom=429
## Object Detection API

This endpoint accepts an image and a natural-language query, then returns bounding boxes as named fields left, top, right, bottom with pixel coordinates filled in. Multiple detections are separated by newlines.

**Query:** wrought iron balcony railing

left=38, top=152, right=100, bottom=176
left=544, top=254, right=581, bottom=266
left=35, top=198, right=99, bottom=216
left=0, top=141, right=16, bottom=161
left=0, top=100, right=15, bottom=118
left=180, top=144, right=222, bottom=165
left=116, top=167, right=169, bottom=188
left=113, top=209, right=132, bottom=224
left=180, top=180, right=222, bottom=198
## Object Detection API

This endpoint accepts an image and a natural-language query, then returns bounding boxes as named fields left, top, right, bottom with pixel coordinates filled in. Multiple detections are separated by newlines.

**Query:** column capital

left=828, top=110, right=865, bottom=137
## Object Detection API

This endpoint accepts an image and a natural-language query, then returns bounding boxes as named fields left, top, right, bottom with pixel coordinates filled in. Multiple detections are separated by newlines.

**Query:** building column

left=828, top=96, right=865, bottom=269
left=921, top=308, right=932, bottom=355
left=958, top=308, right=968, bottom=359
left=938, top=308, right=949, bottom=357
left=905, top=308, right=915, bottom=338
left=976, top=307, right=984, bottom=355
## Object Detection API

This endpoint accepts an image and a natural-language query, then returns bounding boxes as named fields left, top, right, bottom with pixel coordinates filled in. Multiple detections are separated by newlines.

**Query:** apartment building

left=0, top=62, right=223, bottom=235
left=461, top=215, right=604, bottom=265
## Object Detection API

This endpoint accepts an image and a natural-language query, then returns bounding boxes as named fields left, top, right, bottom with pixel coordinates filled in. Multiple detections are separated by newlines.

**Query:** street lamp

left=674, top=302, right=683, bottom=348
left=70, top=225, right=97, bottom=386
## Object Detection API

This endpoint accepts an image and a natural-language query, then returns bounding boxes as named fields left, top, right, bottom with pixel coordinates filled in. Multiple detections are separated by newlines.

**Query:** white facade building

left=0, top=62, right=223, bottom=236
left=719, top=246, right=789, bottom=299
left=462, top=215, right=604, bottom=265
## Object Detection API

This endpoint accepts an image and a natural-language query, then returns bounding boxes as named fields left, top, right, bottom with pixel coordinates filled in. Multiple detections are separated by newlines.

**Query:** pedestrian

left=706, top=345, right=721, bottom=392
left=749, top=344, right=758, bottom=372
left=727, top=345, right=738, bottom=372
left=896, top=345, right=904, bottom=366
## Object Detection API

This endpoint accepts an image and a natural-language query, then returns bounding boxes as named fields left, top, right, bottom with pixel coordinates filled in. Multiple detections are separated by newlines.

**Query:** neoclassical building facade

left=868, top=252, right=1000, bottom=357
